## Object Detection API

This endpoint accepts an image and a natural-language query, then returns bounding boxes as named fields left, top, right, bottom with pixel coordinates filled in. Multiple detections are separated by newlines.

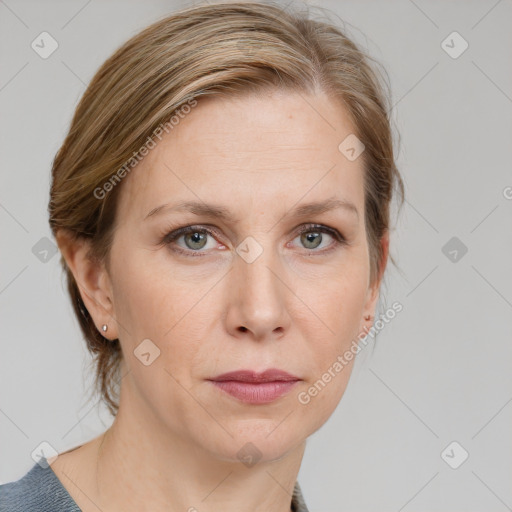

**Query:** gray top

left=1, top=458, right=309, bottom=511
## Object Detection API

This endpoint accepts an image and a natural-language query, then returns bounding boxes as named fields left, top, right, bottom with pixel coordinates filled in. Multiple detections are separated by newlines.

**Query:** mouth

left=207, top=368, right=301, bottom=404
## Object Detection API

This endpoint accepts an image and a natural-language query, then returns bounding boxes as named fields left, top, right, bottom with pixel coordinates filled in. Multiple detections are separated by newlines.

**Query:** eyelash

left=161, top=223, right=347, bottom=258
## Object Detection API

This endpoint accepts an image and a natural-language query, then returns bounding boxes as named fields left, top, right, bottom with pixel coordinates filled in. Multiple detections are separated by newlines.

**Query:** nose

left=224, top=239, right=292, bottom=341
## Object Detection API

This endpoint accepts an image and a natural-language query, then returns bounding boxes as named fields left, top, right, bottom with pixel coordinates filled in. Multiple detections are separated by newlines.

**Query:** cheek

left=110, top=247, right=214, bottom=378
left=109, top=245, right=187, bottom=338
left=303, top=264, right=368, bottom=344
left=295, top=264, right=368, bottom=409
left=109, top=250, right=210, bottom=429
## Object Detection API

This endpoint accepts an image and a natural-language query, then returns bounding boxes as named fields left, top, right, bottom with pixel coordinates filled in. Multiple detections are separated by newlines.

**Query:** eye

left=162, top=225, right=223, bottom=257
left=291, top=224, right=346, bottom=254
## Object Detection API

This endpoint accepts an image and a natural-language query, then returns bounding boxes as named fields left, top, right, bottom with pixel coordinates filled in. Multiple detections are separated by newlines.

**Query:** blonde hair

left=48, top=1, right=405, bottom=416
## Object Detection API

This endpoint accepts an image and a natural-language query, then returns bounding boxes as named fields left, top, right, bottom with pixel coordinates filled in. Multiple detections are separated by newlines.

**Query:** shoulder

left=0, top=458, right=80, bottom=512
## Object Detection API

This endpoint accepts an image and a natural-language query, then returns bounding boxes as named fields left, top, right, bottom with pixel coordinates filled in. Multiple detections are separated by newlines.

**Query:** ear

left=56, top=229, right=118, bottom=340
left=361, top=230, right=389, bottom=329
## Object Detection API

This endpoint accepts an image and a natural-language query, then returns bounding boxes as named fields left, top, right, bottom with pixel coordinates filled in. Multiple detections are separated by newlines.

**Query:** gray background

left=1, top=0, right=511, bottom=510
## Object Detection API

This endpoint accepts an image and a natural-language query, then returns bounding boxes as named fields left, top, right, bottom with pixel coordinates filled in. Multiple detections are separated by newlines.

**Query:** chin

left=202, top=418, right=305, bottom=465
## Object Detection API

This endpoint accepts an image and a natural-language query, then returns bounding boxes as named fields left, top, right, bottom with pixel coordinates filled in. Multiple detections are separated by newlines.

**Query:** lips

left=207, top=368, right=301, bottom=404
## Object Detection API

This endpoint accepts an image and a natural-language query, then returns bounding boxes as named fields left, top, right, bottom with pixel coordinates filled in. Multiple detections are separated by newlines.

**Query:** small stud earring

left=101, top=324, right=108, bottom=332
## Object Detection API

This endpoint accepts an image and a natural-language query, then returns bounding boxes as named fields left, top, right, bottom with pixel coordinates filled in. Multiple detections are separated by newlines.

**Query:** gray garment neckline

left=1, top=457, right=309, bottom=511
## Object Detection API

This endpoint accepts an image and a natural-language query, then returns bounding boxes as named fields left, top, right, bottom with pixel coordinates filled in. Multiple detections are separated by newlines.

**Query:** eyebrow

left=144, top=196, right=359, bottom=222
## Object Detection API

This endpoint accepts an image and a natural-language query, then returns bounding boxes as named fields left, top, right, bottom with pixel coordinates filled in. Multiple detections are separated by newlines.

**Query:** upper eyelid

left=169, top=223, right=338, bottom=236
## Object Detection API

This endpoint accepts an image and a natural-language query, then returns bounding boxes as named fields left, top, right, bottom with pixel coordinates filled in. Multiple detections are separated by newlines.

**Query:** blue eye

left=162, top=223, right=346, bottom=257
left=163, top=226, right=219, bottom=256
left=294, top=224, right=345, bottom=252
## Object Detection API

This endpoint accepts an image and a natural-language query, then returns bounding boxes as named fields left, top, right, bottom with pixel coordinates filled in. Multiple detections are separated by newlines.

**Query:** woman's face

left=101, top=89, right=385, bottom=462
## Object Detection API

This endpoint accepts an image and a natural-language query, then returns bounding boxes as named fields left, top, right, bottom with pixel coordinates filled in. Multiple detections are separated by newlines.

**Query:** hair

left=48, top=0, right=405, bottom=417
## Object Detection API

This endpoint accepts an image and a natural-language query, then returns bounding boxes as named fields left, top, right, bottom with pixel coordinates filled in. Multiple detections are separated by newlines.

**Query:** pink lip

left=207, top=369, right=301, bottom=404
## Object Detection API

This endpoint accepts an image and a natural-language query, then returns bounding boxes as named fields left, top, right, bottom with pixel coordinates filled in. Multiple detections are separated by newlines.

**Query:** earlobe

left=56, top=229, right=117, bottom=339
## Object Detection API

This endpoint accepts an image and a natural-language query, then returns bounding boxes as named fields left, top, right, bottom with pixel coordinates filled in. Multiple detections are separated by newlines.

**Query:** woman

left=1, top=1, right=404, bottom=510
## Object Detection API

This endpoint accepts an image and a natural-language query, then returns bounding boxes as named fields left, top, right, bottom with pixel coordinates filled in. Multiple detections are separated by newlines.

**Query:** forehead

left=118, top=90, right=365, bottom=222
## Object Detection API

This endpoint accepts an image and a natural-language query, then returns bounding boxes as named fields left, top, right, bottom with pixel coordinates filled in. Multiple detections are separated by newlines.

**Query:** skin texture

left=54, top=89, right=388, bottom=512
